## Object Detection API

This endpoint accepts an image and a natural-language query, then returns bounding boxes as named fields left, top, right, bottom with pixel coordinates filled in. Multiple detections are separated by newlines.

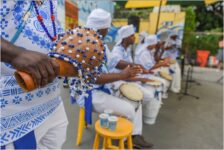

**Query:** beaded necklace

left=32, top=0, right=57, bottom=41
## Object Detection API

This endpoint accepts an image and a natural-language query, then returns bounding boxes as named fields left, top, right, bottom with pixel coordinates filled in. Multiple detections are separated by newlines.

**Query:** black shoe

left=63, top=84, right=69, bottom=88
left=132, top=135, right=154, bottom=149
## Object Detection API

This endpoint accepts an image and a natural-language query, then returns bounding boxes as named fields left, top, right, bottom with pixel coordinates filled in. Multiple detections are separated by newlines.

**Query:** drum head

left=160, top=71, right=173, bottom=81
left=145, top=80, right=161, bottom=86
left=120, top=83, right=143, bottom=102
left=169, top=59, right=176, bottom=64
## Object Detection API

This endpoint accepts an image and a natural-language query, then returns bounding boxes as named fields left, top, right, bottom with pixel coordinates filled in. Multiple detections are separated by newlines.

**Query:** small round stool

left=93, top=117, right=133, bottom=150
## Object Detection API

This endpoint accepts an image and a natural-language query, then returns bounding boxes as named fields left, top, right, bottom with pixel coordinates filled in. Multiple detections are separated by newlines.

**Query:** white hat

left=169, top=30, right=178, bottom=37
left=86, top=8, right=111, bottom=30
left=139, top=31, right=148, bottom=43
left=144, top=35, right=158, bottom=46
left=116, top=25, right=135, bottom=45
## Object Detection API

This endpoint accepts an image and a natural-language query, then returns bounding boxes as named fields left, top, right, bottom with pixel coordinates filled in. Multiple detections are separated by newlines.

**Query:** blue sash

left=1, top=131, right=36, bottom=149
left=84, top=85, right=111, bottom=125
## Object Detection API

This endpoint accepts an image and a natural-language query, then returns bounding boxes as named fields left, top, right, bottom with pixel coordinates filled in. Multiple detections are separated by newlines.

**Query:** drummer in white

left=135, top=31, right=148, bottom=58
left=162, top=31, right=181, bottom=60
left=110, top=25, right=163, bottom=125
left=82, top=9, right=153, bottom=149
left=137, top=35, right=181, bottom=93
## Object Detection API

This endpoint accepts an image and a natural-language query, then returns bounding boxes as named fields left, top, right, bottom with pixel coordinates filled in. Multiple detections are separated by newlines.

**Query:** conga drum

left=119, top=83, right=143, bottom=111
left=159, top=71, right=173, bottom=81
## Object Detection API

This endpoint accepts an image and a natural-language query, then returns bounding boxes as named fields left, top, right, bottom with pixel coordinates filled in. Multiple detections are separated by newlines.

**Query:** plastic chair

left=93, top=117, right=133, bottom=150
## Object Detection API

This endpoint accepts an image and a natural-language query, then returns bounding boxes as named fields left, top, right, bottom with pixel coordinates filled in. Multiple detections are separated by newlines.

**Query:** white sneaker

left=162, top=93, right=168, bottom=99
left=143, top=117, right=156, bottom=125
left=171, top=88, right=180, bottom=93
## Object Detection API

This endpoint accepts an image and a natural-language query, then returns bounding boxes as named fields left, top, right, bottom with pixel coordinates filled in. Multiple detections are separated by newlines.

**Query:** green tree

left=183, top=6, right=196, bottom=55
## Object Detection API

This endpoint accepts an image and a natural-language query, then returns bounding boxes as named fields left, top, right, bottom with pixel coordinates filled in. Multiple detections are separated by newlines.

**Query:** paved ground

left=62, top=72, right=223, bottom=149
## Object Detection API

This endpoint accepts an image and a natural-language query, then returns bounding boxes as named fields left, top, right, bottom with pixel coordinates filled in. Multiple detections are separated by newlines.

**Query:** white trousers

left=169, top=62, right=181, bottom=93
left=92, top=90, right=142, bottom=135
left=4, top=103, right=68, bottom=149
left=111, top=81, right=162, bottom=125
left=154, top=64, right=181, bottom=93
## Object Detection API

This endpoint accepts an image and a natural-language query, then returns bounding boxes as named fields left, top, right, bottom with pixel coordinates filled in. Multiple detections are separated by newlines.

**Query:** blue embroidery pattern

left=36, top=90, right=43, bottom=97
left=12, top=1, right=26, bottom=25
left=1, top=77, right=60, bottom=109
left=12, top=96, right=22, bottom=104
left=45, top=88, right=51, bottom=95
left=3, top=76, right=19, bottom=88
left=0, top=0, right=63, bottom=146
left=2, top=88, right=23, bottom=97
left=0, top=0, right=10, bottom=38
left=52, top=85, right=56, bottom=91
left=25, top=93, right=34, bottom=102
left=0, top=99, right=8, bottom=108
left=22, top=26, right=53, bottom=50
left=0, top=97, right=61, bottom=145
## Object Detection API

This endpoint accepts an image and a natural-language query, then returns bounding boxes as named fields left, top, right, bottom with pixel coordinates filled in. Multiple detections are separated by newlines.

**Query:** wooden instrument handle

left=14, top=58, right=78, bottom=92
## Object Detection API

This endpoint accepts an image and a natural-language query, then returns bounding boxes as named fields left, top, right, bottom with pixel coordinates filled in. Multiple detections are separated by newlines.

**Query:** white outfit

left=110, top=44, right=162, bottom=125
left=135, top=31, right=148, bottom=59
left=3, top=103, right=68, bottom=149
left=0, top=0, right=67, bottom=148
left=136, top=45, right=181, bottom=93
left=83, top=17, right=142, bottom=134
left=135, top=47, right=170, bottom=95
left=162, top=37, right=181, bottom=60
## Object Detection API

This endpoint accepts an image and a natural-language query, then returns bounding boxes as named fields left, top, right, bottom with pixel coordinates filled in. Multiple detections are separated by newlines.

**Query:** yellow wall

left=125, top=0, right=167, bottom=9
left=113, top=19, right=150, bottom=33
left=112, top=19, right=127, bottom=27
left=112, top=12, right=185, bottom=41
left=112, top=19, right=150, bottom=42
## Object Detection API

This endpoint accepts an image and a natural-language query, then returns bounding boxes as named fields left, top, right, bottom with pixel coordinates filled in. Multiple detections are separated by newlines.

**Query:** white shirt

left=135, top=46, right=156, bottom=69
left=162, top=38, right=181, bottom=60
left=110, top=45, right=133, bottom=73
left=135, top=43, right=144, bottom=57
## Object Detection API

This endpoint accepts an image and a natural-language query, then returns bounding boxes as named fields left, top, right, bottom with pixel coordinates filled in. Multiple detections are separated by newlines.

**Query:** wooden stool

left=93, top=117, right=133, bottom=150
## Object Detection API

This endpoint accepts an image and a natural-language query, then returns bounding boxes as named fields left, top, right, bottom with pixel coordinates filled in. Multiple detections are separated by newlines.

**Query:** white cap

left=169, top=30, right=178, bottom=37
left=116, top=25, right=135, bottom=45
left=86, top=8, right=111, bottom=30
left=139, top=31, right=148, bottom=43
left=144, top=35, right=158, bottom=46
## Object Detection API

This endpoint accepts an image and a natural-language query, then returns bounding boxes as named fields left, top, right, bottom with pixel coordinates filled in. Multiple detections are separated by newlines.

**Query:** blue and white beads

left=48, top=26, right=106, bottom=101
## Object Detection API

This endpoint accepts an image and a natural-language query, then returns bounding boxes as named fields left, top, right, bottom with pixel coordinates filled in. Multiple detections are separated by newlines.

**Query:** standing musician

left=1, top=0, right=68, bottom=149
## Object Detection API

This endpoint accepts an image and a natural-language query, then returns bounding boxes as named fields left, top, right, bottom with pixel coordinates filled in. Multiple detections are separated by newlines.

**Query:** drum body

left=143, top=98, right=162, bottom=125
left=159, top=71, right=173, bottom=81
left=112, top=81, right=143, bottom=111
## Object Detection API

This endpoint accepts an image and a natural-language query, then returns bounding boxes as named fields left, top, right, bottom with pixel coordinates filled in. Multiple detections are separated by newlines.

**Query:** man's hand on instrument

left=163, top=61, right=170, bottom=67
left=132, top=64, right=150, bottom=74
left=11, top=50, right=60, bottom=88
left=159, top=60, right=170, bottom=67
left=121, top=65, right=142, bottom=78
left=143, top=69, right=154, bottom=74
left=164, top=57, right=171, bottom=63
left=126, top=77, right=154, bottom=84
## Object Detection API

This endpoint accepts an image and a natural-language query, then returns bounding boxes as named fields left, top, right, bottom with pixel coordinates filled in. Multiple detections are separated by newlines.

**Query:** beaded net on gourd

left=48, top=27, right=106, bottom=101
